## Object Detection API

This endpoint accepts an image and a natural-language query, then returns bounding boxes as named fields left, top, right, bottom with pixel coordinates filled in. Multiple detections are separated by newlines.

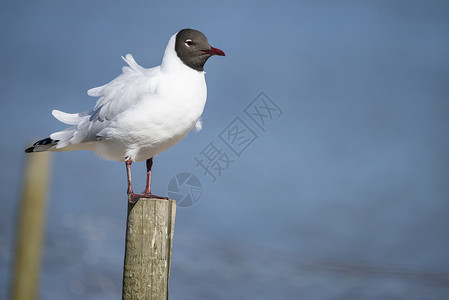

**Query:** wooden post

left=122, top=198, right=176, bottom=300
left=12, top=152, right=51, bottom=300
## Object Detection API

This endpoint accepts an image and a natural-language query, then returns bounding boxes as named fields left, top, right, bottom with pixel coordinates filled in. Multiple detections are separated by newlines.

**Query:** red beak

left=202, top=46, right=225, bottom=56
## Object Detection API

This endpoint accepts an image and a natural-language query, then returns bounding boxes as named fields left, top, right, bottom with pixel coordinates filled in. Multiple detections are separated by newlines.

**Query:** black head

left=175, top=28, right=225, bottom=71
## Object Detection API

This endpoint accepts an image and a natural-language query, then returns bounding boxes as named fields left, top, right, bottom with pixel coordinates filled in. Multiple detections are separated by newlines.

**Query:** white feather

left=194, top=118, right=203, bottom=131
left=47, top=31, right=208, bottom=162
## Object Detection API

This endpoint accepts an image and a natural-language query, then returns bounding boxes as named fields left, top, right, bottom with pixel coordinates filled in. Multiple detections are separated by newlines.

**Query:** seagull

left=25, top=28, right=225, bottom=203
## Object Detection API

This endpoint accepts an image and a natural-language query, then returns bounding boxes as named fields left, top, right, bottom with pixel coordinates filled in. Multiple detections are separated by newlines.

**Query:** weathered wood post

left=122, top=198, right=176, bottom=300
left=12, top=152, right=51, bottom=300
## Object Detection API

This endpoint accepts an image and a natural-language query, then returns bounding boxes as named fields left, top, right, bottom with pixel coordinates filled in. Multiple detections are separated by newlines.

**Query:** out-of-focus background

left=1, top=1, right=449, bottom=299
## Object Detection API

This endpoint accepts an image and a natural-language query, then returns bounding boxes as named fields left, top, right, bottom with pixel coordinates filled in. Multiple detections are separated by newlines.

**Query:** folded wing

left=50, top=54, right=159, bottom=149
left=87, top=54, right=159, bottom=122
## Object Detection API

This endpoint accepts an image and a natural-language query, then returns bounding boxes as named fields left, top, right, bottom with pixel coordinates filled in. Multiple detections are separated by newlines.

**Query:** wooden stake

left=122, top=198, right=176, bottom=300
left=12, top=152, right=51, bottom=300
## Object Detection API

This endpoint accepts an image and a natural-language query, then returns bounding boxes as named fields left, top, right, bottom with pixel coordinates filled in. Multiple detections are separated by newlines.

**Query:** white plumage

left=26, top=28, right=224, bottom=199
left=47, top=32, right=207, bottom=162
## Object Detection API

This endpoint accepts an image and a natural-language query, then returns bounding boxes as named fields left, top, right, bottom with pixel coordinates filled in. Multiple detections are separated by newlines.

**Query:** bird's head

left=175, top=28, right=225, bottom=72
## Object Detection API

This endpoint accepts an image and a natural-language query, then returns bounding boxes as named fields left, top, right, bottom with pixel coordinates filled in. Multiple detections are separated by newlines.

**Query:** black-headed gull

left=25, top=29, right=225, bottom=202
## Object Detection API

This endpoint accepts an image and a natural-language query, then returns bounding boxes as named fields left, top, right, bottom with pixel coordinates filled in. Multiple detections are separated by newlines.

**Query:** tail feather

left=52, top=109, right=82, bottom=125
left=26, top=108, right=97, bottom=153
left=25, top=137, right=59, bottom=153
left=49, top=109, right=92, bottom=149
left=50, top=127, right=77, bottom=148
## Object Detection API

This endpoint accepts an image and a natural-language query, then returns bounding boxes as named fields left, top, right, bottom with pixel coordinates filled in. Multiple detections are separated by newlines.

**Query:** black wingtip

left=25, top=137, right=59, bottom=153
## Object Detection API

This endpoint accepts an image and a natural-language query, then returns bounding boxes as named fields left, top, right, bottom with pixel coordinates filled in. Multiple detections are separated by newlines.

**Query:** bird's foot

left=128, top=192, right=168, bottom=203
left=142, top=192, right=169, bottom=200
left=128, top=192, right=141, bottom=204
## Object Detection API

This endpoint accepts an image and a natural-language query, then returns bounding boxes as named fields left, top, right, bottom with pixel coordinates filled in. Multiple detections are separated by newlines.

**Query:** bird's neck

left=160, top=33, right=204, bottom=74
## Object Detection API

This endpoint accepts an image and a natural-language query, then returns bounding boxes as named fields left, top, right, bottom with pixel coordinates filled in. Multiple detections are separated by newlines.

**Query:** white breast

left=94, top=69, right=207, bottom=162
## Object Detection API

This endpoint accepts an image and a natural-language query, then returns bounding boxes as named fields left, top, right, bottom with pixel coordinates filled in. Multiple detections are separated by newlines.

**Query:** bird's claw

left=144, top=193, right=169, bottom=200
left=127, top=192, right=168, bottom=203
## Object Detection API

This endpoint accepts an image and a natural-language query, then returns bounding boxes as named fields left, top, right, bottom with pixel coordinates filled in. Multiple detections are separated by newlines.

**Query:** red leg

left=142, top=158, right=168, bottom=200
left=125, top=157, right=167, bottom=203
left=143, top=158, right=153, bottom=195
left=125, top=158, right=133, bottom=195
left=125, top=158, right=141, bottom=203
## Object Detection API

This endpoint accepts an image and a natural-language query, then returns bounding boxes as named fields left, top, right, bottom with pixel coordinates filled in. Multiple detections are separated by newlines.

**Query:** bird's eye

left=185, top=39, right=193, bottom=47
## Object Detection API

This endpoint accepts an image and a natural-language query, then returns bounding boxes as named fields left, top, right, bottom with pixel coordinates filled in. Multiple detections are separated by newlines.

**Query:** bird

left=25, top=28, right=225, bottom=203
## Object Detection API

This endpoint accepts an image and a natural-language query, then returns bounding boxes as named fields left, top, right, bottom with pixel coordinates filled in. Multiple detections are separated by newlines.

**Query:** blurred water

left=1, top=1, right=449, bottom=299
left=4, top=213, right=449, bottom=299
